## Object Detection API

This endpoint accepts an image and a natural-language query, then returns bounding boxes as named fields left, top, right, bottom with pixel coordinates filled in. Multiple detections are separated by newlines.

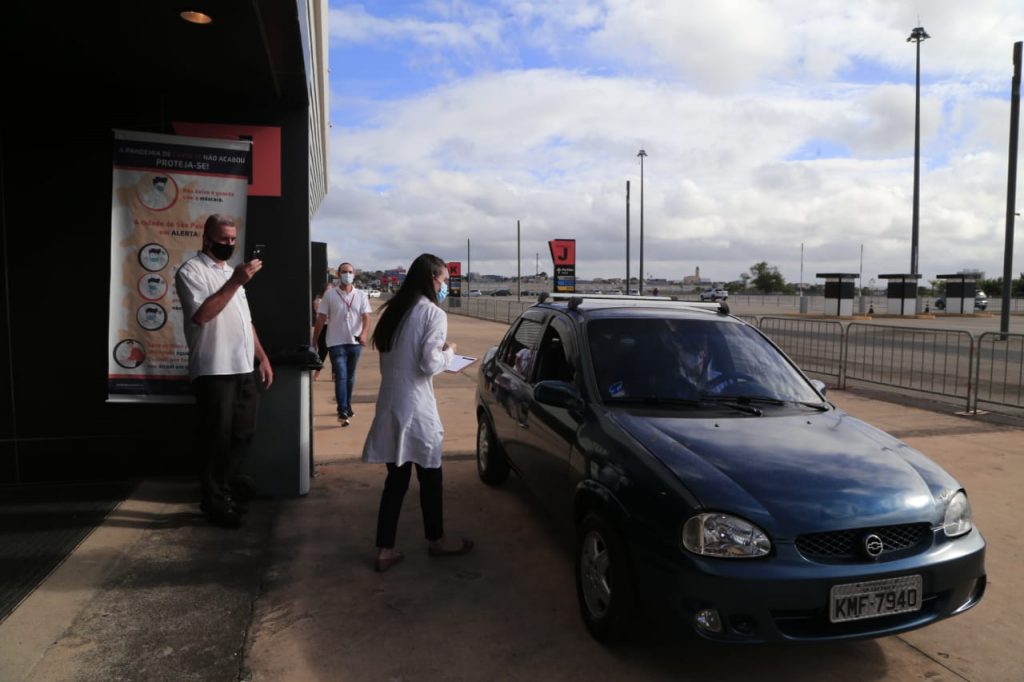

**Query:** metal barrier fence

left=446, top=297, right=532, bottom=324
left=734, top=314, right=760, bottom=327
left=845, top=324, right=975, bottom=412
left=973, top=332, right=1024, bottom=412
left=758, top=317, right=845, bottom=380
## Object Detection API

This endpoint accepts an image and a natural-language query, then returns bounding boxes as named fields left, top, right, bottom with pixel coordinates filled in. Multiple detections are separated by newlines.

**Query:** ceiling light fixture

left=180, top=11, right=213, bottom=25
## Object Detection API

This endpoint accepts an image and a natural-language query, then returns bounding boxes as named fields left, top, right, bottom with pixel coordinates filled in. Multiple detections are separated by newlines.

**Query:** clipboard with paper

left=446, top=354, right=478, bottom=373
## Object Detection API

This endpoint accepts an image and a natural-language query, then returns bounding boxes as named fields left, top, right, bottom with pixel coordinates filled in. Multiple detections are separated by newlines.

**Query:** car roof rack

left=542, top=292, right=731, bottom=315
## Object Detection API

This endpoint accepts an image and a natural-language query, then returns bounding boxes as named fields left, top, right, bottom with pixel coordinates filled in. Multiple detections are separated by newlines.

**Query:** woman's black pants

left=375, top=462, right=443, bottom=548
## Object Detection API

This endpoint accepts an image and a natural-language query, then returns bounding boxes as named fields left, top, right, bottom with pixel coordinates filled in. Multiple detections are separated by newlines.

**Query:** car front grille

left=795, top=523, right=932, bottom=562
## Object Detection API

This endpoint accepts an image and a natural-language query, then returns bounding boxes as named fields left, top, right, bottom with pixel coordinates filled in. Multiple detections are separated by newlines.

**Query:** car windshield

left=587, top=318, right=822, bottom=405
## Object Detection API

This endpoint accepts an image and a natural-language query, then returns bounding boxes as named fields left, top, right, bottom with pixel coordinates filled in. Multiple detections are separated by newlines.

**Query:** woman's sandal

left=427, top=537, right=474, bottom=557
left=374, top=551, right=404, bottom=573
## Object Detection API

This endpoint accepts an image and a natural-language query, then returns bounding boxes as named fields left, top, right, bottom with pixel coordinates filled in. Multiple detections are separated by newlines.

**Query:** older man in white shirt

left=175, top=214, right=273, bottom=528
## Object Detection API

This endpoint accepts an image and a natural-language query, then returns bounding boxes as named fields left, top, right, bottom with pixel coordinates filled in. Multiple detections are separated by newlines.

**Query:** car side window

left=533, top=317, right=575, bottom=385
left=500, top=317, right=544, bottom=379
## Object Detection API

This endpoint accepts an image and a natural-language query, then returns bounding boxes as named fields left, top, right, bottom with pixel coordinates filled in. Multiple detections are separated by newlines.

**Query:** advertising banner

left=447, top=261, right=462, bottom=297
left=108, top=129, right=251, bottom=402
left=548, top=239, right=576, bottom=293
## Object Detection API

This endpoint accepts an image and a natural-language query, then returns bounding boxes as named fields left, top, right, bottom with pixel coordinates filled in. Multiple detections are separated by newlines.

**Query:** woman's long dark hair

left=371, top=253, right=447, bottom=352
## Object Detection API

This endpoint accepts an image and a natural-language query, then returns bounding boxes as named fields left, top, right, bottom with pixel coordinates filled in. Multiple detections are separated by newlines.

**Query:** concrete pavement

left=1, top=309, right=1021, bottom=681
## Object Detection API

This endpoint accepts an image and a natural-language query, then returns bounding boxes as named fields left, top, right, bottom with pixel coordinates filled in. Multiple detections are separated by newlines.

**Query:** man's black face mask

left=209, top=241, right=234, bottom=261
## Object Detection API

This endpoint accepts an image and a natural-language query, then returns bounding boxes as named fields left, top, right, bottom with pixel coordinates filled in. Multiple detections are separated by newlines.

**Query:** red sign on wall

left=172, top=122, right=281, bottom=197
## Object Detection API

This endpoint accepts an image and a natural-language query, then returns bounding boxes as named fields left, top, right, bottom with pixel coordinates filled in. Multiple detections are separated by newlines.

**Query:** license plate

left=829, top=575, right=922, bottom=623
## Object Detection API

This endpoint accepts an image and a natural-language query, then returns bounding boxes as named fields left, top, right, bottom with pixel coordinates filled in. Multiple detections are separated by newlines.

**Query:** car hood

left=609, top=408, right=960, bottom=536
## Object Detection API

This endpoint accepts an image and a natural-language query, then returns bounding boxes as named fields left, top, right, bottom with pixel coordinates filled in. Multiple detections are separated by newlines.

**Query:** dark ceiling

left=2, top=0, right=309, bottom=127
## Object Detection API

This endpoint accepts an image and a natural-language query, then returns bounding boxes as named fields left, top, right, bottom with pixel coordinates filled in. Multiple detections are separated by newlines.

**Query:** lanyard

left=336, top=287, right=356, bottom=313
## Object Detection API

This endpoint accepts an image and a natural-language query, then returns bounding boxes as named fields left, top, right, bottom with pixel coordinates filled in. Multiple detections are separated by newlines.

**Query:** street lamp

left=907, top=25, right=930, bottom=275
left=637, top=148, right=647, bottom=295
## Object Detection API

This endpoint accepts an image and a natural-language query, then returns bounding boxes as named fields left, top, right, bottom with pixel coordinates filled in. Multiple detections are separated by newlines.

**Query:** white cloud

left=329, top=4, right=502, bottom=51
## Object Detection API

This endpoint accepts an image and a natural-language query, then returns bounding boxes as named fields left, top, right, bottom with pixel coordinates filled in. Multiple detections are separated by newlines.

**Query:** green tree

left=979, top=273, right=1024, bottom=295
left=749, top=261, right=787, bottom=293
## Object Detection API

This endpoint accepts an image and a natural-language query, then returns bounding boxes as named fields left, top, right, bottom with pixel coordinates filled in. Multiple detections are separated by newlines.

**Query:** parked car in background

left=491, top=289, right=512, bottom=296
left=475, top=295, right=985, bottom=644
left=934, top=291, right=987, bottom=311
left=468, top=289, right=483, bottom=297
left=699, top=287, right=729, bottom=302
left=367, top=289, right=382, bottom=298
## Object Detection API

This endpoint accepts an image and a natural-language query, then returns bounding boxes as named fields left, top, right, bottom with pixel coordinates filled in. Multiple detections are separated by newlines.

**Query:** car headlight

left=682, top=513, right=771, bottom=558
left=943, top=491, right=973, bottom=538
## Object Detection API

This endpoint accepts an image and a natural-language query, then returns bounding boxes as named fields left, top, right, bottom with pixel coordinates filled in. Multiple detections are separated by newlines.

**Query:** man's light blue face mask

left=437, top=280, right=449, bottom=303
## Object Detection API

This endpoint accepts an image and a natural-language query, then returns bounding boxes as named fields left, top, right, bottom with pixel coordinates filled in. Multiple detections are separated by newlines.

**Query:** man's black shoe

left=202, top=496, right=246, bottom=525
left=227, top=475, right=257, bottom=510
left=208, top=506, right=244, bottom=529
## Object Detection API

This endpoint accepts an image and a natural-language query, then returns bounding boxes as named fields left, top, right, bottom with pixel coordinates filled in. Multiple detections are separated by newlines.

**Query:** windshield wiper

left=703, top=394, right=831, bottom=413
left=607, top=396, right=767, bottom=416
left=701, top=394, right=785, bottom=406
left=607, top=396, right=703, bottom=408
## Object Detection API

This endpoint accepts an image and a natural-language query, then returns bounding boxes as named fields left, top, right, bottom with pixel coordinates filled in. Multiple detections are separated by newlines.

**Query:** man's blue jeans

left=329, top=344, right=362, bottom=417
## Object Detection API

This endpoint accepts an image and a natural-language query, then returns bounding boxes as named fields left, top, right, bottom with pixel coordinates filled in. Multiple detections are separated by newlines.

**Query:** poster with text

left=108, top=129, right=251, bottom=402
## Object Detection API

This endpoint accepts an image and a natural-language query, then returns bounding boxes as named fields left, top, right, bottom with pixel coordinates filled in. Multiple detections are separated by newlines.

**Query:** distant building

left=682, top=266, right=711, bottom=287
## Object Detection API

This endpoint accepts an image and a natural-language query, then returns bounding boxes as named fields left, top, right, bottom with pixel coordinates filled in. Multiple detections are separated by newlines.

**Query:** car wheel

left=476, top=414, right=509, bottom=485
left=576, top=513, right=637, bottom=642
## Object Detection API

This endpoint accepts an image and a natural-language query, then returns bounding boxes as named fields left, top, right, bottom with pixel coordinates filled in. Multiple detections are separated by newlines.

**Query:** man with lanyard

left=175, top=214, right=274, bottom=528
left=313, top=262, right=372, bottom=426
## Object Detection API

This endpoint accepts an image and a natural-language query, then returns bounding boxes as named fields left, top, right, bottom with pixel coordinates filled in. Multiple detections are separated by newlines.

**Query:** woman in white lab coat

left=362, top=253, right=474, bottom=572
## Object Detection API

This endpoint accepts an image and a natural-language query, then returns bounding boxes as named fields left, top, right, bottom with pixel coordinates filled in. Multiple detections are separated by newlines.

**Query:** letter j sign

left=548, top=239, right=576, bottom=266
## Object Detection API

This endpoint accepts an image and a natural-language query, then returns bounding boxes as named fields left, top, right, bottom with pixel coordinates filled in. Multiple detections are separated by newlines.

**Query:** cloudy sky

left=312, top=0, right=1024, bottom=285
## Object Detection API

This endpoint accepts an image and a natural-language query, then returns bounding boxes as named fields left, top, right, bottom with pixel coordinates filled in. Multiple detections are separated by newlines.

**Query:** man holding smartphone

left=175, top=214, right=274, bottom=527
left=312, top=261, right=372, bottom=426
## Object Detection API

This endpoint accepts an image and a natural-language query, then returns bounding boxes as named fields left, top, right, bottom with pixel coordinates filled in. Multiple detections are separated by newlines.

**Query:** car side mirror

left=534, top=380, right=584, bottom=412
left=809, top=379, right=828, bottom=397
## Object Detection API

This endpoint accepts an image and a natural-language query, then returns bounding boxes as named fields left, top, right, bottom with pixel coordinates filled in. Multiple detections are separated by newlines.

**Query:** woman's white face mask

left=339, top=272, right=355, bottom=285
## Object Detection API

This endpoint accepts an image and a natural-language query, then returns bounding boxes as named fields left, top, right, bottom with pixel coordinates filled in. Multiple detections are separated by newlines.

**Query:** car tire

left=576, top=512, right=637, bottom=642
left=476, top=414, right=510, bottom=485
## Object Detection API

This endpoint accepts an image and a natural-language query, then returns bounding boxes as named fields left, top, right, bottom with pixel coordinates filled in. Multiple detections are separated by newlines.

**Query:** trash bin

left=243, top=346, right=322, bottom=497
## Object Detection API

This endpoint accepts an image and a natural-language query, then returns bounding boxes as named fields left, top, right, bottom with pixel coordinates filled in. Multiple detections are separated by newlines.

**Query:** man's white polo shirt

left=175, top=251, right=254, bottom=380
left=317, top=287, right=372, bottom=347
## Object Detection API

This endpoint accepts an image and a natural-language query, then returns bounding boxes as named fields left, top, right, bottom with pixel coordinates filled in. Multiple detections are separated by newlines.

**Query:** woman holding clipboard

left=362, top=253, right=474, bottom=572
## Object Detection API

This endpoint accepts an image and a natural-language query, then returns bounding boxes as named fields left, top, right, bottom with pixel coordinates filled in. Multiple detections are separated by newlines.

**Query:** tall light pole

left=637, top=148, right=647, bottom=295
left=1000, top=41, right=1021, bottom=337
left=626, top=180, right=631, bottom=289
left=908, top=25, right=930, bottom=275
left=517, top=220, right=521, bottom=299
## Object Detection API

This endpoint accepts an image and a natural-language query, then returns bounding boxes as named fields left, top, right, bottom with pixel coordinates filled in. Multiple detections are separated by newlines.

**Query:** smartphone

left=248, top=243, right=265, bottom=262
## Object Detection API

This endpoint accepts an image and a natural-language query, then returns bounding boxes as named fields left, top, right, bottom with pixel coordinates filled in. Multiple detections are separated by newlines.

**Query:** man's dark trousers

left=192, top=371, right=261, bottom=512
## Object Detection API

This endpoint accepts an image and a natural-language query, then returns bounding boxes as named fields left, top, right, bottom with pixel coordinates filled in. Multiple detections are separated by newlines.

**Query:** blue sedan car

left=475, top=295, right=985, bottom=643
